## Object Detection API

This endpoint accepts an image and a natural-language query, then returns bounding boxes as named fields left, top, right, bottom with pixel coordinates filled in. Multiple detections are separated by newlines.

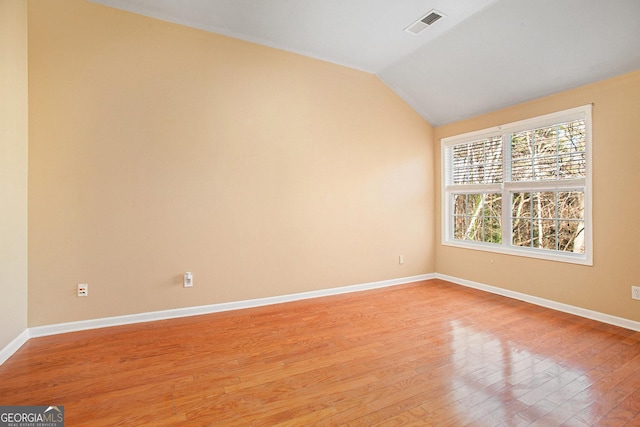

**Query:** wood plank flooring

left=1, top=279, right=640, bottom=426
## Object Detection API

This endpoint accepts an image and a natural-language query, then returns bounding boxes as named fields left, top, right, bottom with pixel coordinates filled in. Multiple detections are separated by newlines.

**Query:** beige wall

left=435, top=70, right=640, bottom=322
left=25, top=0, right=639, bottom=331
left=0, top=0, right=29, bottom=348
left=27, top=0, right=434, bottom=326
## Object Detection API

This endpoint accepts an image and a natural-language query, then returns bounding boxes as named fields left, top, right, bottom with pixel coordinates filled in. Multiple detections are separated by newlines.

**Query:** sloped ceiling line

left=89, top=0, right=640, bottom=126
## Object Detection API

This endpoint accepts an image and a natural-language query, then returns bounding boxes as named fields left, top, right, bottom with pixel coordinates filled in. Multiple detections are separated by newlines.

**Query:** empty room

left=2, top=0, right=640, bottom=425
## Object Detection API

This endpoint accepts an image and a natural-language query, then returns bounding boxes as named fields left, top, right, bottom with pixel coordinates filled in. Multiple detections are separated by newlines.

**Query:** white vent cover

left=404, top=10, right=445, bottom=35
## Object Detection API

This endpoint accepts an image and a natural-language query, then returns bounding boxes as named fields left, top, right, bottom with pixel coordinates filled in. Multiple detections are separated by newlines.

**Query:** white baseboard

left=5, top=271, right=639, bottom=366
left=0, top=329, right=29, bottom=366
left=28, top=273, right=435, bottom=338
left=436, top=273, right=640, bottom=332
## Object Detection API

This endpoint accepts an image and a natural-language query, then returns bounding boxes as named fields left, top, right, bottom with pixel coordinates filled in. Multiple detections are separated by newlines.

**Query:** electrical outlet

left=184, top=272, right=193, bottom=288
left=77, top=283, right=88, bottom=297
left=632, top=286, right=640, bottom=300
left=399, top=255, right=404, bottom=265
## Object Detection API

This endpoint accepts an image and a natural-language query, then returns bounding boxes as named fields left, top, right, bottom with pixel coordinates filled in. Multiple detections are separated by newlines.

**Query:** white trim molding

left=436, top=273, right=640, bottom=332
left=4, top=271, right=640, bottom=366
left=0, top=329, right=30, bottom=366
left=0, top=273, right=432, bottom=364
left=28, top=274, right=435, bottom=339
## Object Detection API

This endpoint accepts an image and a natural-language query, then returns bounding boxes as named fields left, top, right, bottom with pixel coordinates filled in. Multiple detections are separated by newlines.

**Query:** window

left=441, top=105, right=592, bottom=265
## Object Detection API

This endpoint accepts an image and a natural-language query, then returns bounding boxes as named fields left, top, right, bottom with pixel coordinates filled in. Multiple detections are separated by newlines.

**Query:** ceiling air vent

left=404, top=10, right=445, bottom=35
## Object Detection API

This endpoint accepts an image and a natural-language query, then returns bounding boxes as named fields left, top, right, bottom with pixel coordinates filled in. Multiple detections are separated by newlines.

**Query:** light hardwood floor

left=1, top=279, right=640, bottom=426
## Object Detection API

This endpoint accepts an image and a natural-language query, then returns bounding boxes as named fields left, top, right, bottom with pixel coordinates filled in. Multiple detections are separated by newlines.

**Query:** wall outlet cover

left=77, top=283, right=88, bottom=297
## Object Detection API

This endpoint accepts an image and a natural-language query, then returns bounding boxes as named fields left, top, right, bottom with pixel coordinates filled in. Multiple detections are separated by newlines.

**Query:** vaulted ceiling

left=89, top=0, right=640, bottom=126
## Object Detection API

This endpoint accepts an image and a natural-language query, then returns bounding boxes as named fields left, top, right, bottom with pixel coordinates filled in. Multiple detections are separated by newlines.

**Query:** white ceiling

left=89, top=0, right=640, bottom=126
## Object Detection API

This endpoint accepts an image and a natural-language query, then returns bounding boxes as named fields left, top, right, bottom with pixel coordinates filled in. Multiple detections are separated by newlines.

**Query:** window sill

left=442, top=239, right=593, bottom=266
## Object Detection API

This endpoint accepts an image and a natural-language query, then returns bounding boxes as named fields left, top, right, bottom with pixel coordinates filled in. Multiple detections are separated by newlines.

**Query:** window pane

left=465, top=194, right=483, bottom=241
left=558, top=220, right=585, bottom=253
left=533, top=192, right=556, bottom=219
left=511, top=191, right=584, bottom=252
left=454, top=215, right=467, bottom=240
left=559, top=152, right=585, bottom=179
left=511, top=159, right=533, bottom=181
left=482, top=193, right=502, bottom=218
left=535, top=156, right=557, bottom=180
left=452, top=137, right=502, bottom=184
left=510, top=120, right=585, bottom=182
left=558, top=191, right=584, bottom=220
left=454, top=194, right=467, bottom=216
left=452, top=193, right=501, bottom=244
left=511, top=130, right=532, bottom=160
left=512, top=192, right=531, bottom=219
left=539, top=220, right=557, bottom=251
left=535, top=128, right=558, bottom=157
left=558, top=120, right=586, bottom=181
left=466, top=193, right=482, bottom=215
left=483, top=216, right=502, bottom=244
left=512, top=218, right=532, bottom=248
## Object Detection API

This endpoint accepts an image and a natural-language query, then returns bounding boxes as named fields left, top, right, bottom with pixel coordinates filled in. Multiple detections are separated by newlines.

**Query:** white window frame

left=441, top=105, right=592, bottom=265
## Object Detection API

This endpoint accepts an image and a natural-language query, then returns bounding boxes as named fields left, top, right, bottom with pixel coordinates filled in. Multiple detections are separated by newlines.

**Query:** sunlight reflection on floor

left=448, top=319, right=594, bottom=425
